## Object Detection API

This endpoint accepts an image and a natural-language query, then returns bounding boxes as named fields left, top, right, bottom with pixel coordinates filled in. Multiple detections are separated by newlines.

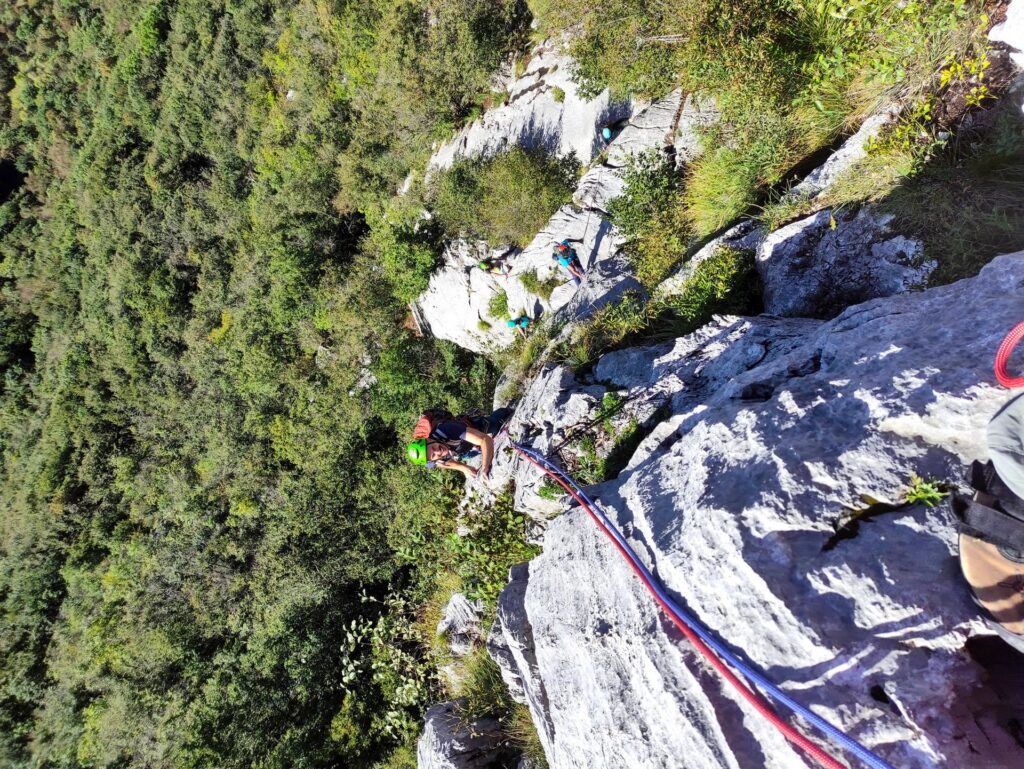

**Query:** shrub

left=487, top=289, right=509, bottom=319
left=448, top=489, right=540, bottom=607
left=362, top=199, right=442, bottom=303
left=430, top=147, right=578, bottom=246
left=550, top=86, right=565, bottom=102
left=609, top=150, right=678, bottom=240
left=372, top=744, right=418, bottom=769
left=518, top=269, right=561, bottom=300
left=609, top=150, right=690, bottom=285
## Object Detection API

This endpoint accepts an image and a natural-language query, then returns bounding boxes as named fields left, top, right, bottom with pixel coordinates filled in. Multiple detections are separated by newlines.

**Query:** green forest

left=2, top=0, right=1022, bottom=767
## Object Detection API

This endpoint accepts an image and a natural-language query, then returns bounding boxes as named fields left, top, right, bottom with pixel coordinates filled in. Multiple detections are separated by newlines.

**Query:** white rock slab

left=491, top=252, right=1024, bottom=769
left=991, top=0, right=1024, bottom=69
left=428, top=45, right=635, bottom=174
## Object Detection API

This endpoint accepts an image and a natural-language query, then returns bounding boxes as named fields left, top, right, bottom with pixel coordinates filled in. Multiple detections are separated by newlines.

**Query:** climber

left=599, top=119, right=628, bottom=147
left=507, top=314, right=531, bottom=340
left=406, top=407, right=513, bottom=481
left=552, top=239, right=584, bottom=286
left=954, top=390, right=1024, bottom=654
left=477, top=256, right=511, bottom=278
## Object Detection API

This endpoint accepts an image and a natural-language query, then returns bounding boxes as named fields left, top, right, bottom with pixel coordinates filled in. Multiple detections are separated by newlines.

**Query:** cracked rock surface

left=427, top=44, right=635, bottom=174
left=417, top=701, right=508, bottom=769
left=486, top=252, right=1024, bottom=769
left=757, top=206, right=934, bottom=319
left=437, top=593, right=487, bottom=657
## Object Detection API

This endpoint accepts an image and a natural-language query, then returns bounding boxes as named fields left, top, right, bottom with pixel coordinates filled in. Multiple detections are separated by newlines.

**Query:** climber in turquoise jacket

left=552, top=240, right=584, bottom=286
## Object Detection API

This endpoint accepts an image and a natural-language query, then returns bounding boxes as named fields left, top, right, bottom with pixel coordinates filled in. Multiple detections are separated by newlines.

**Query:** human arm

left=460, top=426, right=494, bottom=479
left=434, top=459, right=477, bottom=480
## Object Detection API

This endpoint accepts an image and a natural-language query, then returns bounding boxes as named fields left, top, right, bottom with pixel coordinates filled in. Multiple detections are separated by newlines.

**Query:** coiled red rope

left=995, top=321, right=1024, bottom=388
left=511, top=445, right=849, bottom=769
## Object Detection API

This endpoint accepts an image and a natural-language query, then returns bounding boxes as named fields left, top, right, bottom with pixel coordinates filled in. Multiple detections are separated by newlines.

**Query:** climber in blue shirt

left=507, top=315, right=531, bottom=340
left=552, top=240, right=584, bottom=286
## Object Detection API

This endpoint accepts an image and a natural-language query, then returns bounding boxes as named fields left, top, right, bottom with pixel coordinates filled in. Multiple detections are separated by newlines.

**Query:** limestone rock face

left=437, top=593, right=487, bottom=657
left=414, top=206, right=625, bottom=354
left=489, top=252, right=1024, bottom=769
left=427, top=45, right=634, bottom=174
left=788, top=107, right=899, bottom=200
left=757, top=207, right=934, bottom=319
left=576, top=92, right=717, bottom=213
left=416, top=85, right=716, bottom=355
left=417, top=701, right=508, bottom=769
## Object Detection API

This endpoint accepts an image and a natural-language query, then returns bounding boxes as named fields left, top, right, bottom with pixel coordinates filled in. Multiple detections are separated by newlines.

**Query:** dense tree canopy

left=0, top=1, right=523, bottom=766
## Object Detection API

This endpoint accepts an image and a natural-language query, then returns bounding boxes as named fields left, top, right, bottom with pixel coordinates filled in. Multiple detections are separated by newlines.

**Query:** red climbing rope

left=512, top=446, right=848, bottom=769
left=995, top=321, right=1024, bottom=388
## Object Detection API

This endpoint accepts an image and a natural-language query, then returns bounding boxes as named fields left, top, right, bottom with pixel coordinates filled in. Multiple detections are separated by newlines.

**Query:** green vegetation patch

left=518, top=268, right=563, bottom=300
left=488, top=288, right=510, bottom=320
left=905, top=475, right=950, bottom=508
left=608, top=149, right=690, bottom=287
left=558, top=246, right=761, bottom=369
left=880, top=104, right=1024, bottom=284
left=430, top=147, right=579, bottom=246
left=449, top=488, right=540, bottom=608
left=758, top=64, right=1024, bottom=284
left=539, top=0, right=987, bottom=241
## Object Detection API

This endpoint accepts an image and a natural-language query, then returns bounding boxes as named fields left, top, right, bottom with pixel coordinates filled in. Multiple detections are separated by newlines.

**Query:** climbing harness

left=509, top=440, right=897, bottom=769
left=995, top=321, right=1024, bottom=388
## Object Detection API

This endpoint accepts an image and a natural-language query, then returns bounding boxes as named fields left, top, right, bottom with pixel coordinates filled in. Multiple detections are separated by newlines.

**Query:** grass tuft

left=455, top=647, right=515, bottom=723
left=488, top=289, right=510, bottom=320
left=518, top=269, right=562, bottom=301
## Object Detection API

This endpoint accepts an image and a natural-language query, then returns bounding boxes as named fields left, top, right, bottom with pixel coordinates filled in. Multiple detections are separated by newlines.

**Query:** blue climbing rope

left=511, top=440, right=897, bottom=769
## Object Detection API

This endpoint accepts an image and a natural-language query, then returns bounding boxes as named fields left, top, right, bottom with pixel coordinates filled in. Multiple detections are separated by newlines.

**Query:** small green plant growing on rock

left=940, top=47, right=992, bottom=108
left=550, top=86, right=565, bottom=102
left=488, top=289, right=509, bottom=320
left=455, top=647, right=515, bottom=723
left=537, top=479, right=564, bottom=501
left=905, top=475, right=949, bottom=507
left=600, top=391, right=623, bottom=430
left=574, top=435, right=606, bottom=486
left=519, top=269, right=562, bottom=301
